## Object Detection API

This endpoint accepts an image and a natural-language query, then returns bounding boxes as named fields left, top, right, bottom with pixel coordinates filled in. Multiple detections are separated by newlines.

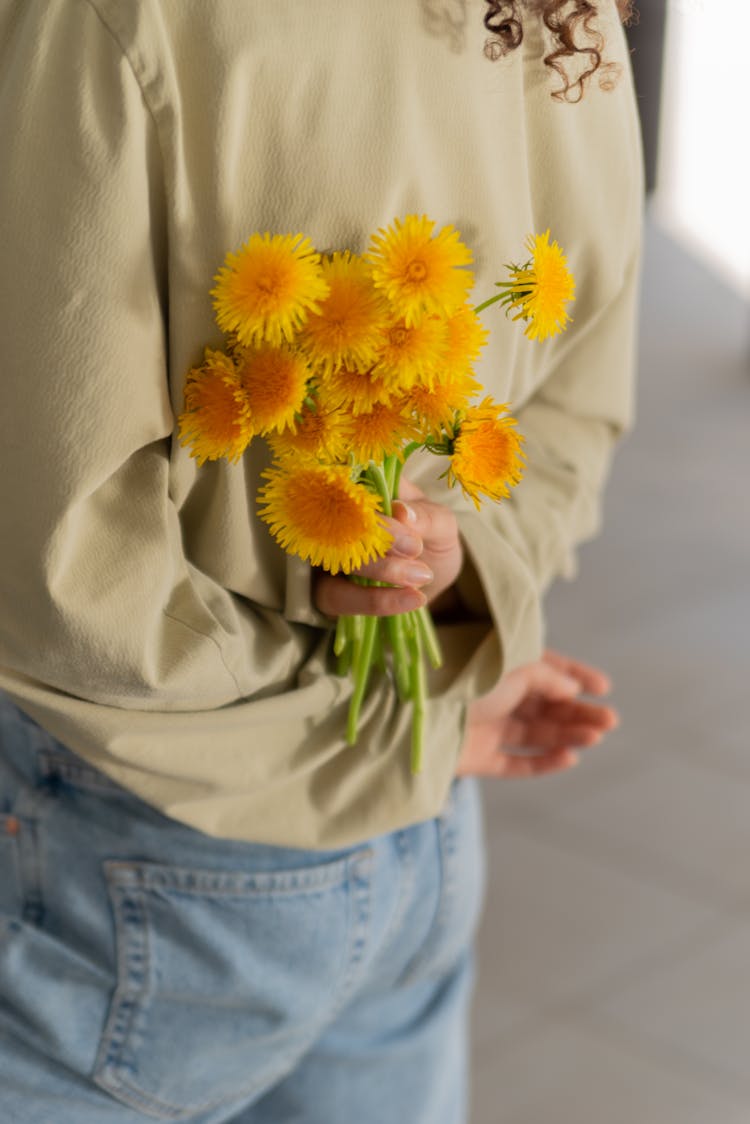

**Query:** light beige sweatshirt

left=0, top=0, right=642, bottom=847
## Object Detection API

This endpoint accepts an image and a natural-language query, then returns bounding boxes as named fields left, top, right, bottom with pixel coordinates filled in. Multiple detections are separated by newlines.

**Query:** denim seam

left=326, top=849, right=373, bottom=1020
left=103, top=852, right=364, bottom=897
left=9, top=771, right=48, bottom=927
left=396, top=792, right=459, bottom=988
left=93, top=884, right=163, bottom=1115
left=0, top=822, right=23, bottom=920
left=369, top=828, right=414, bottom=981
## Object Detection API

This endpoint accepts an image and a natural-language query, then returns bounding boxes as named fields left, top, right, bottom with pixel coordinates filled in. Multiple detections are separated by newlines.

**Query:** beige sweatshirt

left=0, top=0, right=642, bottom=847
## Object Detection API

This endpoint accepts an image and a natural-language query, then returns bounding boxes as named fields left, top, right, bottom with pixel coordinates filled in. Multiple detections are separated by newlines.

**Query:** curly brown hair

left=483, top=1, right=636, bottom=102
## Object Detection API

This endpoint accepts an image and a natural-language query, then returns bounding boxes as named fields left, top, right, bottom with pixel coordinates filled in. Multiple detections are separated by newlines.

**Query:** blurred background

left=471, top=2, right=750, bottom=1120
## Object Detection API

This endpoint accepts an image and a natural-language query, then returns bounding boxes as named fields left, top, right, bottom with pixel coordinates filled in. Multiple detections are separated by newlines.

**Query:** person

left=0, top=1, right=641, bottom=1121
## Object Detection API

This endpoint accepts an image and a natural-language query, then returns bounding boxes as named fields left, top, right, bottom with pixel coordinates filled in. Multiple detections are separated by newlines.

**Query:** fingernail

left=395, top=501, right=418, bottom=524
left=404, top=563, right=433, bottom=585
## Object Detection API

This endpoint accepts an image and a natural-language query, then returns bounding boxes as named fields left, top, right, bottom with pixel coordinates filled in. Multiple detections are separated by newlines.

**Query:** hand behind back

left=457, top=649, right=619, bottom=778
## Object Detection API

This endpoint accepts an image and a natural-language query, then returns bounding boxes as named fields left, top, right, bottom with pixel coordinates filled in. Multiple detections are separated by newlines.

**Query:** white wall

left=654, top=0, right=750, bottom=297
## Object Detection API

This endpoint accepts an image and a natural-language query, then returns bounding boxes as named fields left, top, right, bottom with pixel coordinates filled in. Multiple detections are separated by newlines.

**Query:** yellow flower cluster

left=177, top=216, right=575, bottom=770
left=177, top=215, right=561, bottom=575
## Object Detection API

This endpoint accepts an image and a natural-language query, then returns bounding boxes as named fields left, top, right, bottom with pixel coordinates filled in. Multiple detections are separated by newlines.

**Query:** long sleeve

left=0, top=1, right=207, bottom=708
left=419, top=1, right=644, bottom=697
left=0, top=0, right=642, bottom=847
left=450, top=240, right=641, bottom=693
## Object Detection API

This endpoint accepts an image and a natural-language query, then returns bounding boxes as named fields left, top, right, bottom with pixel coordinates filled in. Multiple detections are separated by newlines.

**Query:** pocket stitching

left=93, top=850, right=373, bottom=1119
left=103, top=849, right=366, bottom=897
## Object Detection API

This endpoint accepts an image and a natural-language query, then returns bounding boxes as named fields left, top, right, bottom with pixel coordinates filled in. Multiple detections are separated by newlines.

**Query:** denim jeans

left=0, top=693, right=485, bottom=1123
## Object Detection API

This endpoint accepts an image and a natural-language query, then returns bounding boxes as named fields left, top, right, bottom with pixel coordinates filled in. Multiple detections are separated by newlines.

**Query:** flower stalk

left=178, top=217, right=575, bottom=774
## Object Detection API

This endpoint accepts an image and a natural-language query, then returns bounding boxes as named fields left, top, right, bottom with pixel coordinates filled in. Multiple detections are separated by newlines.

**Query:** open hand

left=456, top=649, right=619, bottom=778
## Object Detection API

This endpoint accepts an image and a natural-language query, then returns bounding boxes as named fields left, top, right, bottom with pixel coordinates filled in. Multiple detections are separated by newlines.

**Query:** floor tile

left=527, top=753, right=750, bottom=907
left=475, top=824, right=714, bottom=1008
left=597, top=915, right=750, bottom=1098
left=470, top=983, right=536, bottom=1048
left=471, top=1012, right=750, bottom=1124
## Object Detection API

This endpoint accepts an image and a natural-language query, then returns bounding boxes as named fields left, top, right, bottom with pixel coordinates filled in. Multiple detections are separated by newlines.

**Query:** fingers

left=543, top=648, right=612, bottom=696
left=505, top=698, right=619, bottom=751
left=510, top=659, right=582, bottom=703
left=353, top=552, right=434, bottom=589
left=392, top=497, right=459, bottom=557
left=492, top=749, right=580, bottom=778
left=315, top=479, right=463, bottom=618
left=457, top=750, right=580, bottom=779
left=315, top=572, right=426, bottom=618
left=455, top=723, right=580, bottom=778
left=505, top=716, right=607, bottom=752
left=393, top=477, right=425, bottom=502
left=467, top=657, right=581, bottom=728
left=515, top=696, right=619, bottom=730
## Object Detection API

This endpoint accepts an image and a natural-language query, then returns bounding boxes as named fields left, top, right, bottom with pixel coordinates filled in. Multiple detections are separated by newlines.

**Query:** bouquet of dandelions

left=178, top=217, right=575, bottom=772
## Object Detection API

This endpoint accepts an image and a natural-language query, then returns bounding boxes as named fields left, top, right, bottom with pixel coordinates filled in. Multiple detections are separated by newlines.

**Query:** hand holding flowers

left=178, top=216, right=575, bottom=772
left=314, top=478, right=463, bottom=619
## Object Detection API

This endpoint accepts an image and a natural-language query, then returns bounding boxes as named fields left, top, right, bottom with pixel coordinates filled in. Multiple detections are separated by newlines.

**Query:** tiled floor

left=470, top=214, right=750, bottom=1122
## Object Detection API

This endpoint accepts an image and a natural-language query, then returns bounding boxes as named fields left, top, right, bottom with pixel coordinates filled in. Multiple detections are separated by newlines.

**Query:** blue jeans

left=0, top=694, right=485, bottom=1123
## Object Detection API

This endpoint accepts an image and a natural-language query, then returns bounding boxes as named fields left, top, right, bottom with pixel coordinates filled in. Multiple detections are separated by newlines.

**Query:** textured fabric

left=0, top=694, right=483, bottom=1123
left=0, top=0, right=643, bottom=846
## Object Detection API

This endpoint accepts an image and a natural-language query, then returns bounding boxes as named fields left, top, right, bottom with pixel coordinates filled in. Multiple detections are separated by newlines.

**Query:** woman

left=0, top=2, right=640, bottom=1120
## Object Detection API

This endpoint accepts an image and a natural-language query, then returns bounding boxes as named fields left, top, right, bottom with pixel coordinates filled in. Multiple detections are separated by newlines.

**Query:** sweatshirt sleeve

left=447, top=234, right=642, bottom=696
left=0, top=0, right=250, bottom=710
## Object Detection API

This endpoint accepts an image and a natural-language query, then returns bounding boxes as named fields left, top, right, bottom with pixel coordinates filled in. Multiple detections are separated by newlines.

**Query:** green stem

left=366, top=461, right=393, bottom=516
left=372, top=616, right=386, bottom=674
left=384, top=453, right=398, bottom=496
left=392, top=442, right=422, bottom=499
left=386, top=614, right=412, bottom=700
left=407, top=614, right=426, bottom=774
left=334, top=615, right=349, bottom=658
left=473, top=292, right=505, bottom=315
left=335, top=615, right=353, bottom=677
left=347, top=614, right=378, bottom=745
left=415, top=606, right=442, bottom=670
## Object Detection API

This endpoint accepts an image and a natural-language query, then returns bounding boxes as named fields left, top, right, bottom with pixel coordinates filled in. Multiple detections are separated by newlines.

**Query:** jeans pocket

left=93, top=850, right=372, bottom=1121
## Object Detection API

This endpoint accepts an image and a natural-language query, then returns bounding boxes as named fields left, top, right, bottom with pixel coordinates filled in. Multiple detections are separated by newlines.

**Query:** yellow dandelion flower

left=376, top=314, right=448, bottom=391
left=502, top=230, right=575, bottom=341
left=234, top=344, right=310, bottom=436
left=211, top=233, right=330, bottom=348
left=403, top=370, right=481, bottom=439
left=267, top=394, right=350, bottom=464
left=324, top=365, right=395, bottom=416
left=299, top=252, right=388, bottom=375
left=368, top=215, right=474, bottom=327
left=341, top=400, right=419, bottom=464
left=258, top=460, right=393, bottom=575
left=177, top=349, right=253, bottom=466
left=447, top=397, right=525, bottom=510
left=440, top=304, right=489, bottom=380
